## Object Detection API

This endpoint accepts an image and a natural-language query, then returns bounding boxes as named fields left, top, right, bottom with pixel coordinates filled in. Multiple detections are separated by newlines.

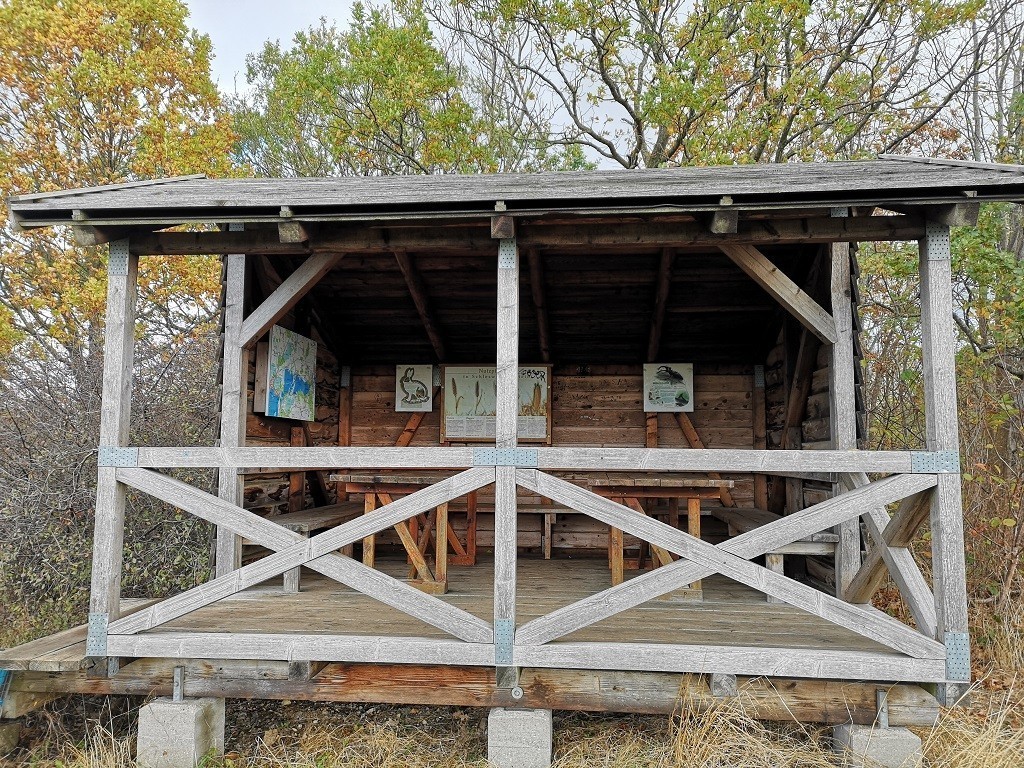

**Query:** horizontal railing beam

left=120, top=446, right=945, bottom=474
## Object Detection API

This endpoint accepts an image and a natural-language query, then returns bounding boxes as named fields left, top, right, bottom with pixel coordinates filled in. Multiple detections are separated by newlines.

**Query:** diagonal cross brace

left=515, top=470, right=943, bottom=659
left=110, top=467, right=495, bottom=642
left=515, top=472, right=938, bottom=646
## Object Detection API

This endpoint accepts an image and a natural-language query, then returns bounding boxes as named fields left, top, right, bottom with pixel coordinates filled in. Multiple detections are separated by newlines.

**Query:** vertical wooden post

left=829, top=242, right=861, bottom=597
left=494, top=234, right=519, bottom=684
left=919, top=222, right=970, bottom=704
left=215, top=252, right=247, bottom=577
left=87, top=239, right=138, bottom=665
left=337, top=366, right=353, bottom=556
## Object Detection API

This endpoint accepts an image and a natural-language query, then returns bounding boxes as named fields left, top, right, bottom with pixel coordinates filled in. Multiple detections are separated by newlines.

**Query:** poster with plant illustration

left=266, top=325, right=316, bottom=421
left=441, top=365, right=551, bottom=442
left=643, top=363, right=694, bottom=412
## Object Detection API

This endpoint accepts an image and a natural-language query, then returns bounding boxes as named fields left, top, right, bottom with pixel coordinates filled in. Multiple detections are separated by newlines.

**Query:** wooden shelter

left=4, top=157, right=1024, bottom=729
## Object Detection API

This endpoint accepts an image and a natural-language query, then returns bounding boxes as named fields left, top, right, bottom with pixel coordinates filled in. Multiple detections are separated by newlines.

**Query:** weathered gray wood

left=494, top=238, right=520, bottom=663
left=720, top=243, right=837, bottom=343
left=89, top=240, right=138, bottom=628
left=829, top=242, right=861, bottom=596
left=113, top=467, right=495, bottom=642
left=215, top=254, right=247, bottom=576
left=515, top=470, right=941, bottom=657
left=106, top=633, right=494, bottom=666
left=238, top=253, right=342, bottom=348
left=512, top=642, right=946, bottom=682
left=841, top=475, right=937, bottom=637
left=710, top=672, right=738, bottom=697
left=919, top=225, right=969, bottom=670
left=131, top=445, right=919, bottom=473
left=394, top=250, right=446, bottom=360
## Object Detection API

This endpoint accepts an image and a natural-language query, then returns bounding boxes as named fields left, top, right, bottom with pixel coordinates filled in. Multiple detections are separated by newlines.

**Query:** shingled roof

left=8, top=156, right=1024, bottom=229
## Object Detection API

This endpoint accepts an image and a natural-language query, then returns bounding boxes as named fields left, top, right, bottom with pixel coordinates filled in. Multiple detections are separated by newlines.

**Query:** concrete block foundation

left=833, top=724, right=923, bottom=768
left=0, top=721, right=21, bottom=756
left=487, top=707, right=553, bottom=768
left=136, top=697, right=225, bottom=768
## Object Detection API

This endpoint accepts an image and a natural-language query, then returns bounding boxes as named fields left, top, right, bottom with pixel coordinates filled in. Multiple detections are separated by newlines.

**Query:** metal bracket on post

left=86, top=612, right=108, bottom=657
left=97, top=446, right=139, bottom=468
left=753, top=365, right=765, bottom=388
left=924, top=222, right=951, bottom=261
left=474, top=447, right=538, bottom=467
left=875, top=689, right=890, bottom=728
left=830, top=207, right=850, bottom=218
left=498, top=238, right=517, bottom=270
left=228, top=222, right=245, bottom=233
left=107, top=239, right=130, bottom=277
left=494, top=618, right=515, bottom=666
left=172, top=666, right=185, bottom=702
left=945, top=631, right=971, bottom=681
left=910, top=450, right=960, bottom=473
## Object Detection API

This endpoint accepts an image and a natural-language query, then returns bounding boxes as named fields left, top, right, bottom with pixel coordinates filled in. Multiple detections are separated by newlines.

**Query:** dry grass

left=5, top=683, right=1021, bottom=768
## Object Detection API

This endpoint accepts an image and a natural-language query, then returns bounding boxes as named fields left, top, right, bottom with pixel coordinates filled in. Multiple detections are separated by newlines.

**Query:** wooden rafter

left=525, top=247, right=552, bottom=363
left=646, top=248, right=674, bottom=361
left=719, top=244, right=837, bottom=343
left=394, top=250, right=446, bottom=360
left=239, top=253, right=343, bottom=348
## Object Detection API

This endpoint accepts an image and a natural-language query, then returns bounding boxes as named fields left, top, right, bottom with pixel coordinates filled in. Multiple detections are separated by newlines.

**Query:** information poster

left=441, top=365, right=551, bottom=442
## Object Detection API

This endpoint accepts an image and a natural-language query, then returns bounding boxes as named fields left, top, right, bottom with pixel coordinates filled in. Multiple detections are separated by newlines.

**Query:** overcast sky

left=183, top=0, right=353, bottom=94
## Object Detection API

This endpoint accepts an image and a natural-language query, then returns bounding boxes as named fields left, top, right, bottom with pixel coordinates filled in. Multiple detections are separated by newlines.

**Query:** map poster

left=395, top=365, right=434, bottom=412
left=266, top=325, right=317, bottom=421
left=643, top=363, right=695, bottom=413
left=441, top=365, right=551, bottom=443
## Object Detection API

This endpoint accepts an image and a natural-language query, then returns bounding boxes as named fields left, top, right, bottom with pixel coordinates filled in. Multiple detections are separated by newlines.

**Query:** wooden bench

left=243, top=502, right=363, bottom=592
left=707, top=507, right=838, bottom=603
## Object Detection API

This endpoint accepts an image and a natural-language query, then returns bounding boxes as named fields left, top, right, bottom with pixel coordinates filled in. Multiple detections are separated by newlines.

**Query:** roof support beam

left=525, top=247, right=551, bottom=363
left=646, top=248, right=674, bottom=360
left=124, top=215, right=928, bottom=256
left=394, top=250, right=446, bottom=361
left=239, top=253, right=343, bottom=348
left=719, top=244, right=837, bottom=344
left=883, top=203, right=979, bottom=227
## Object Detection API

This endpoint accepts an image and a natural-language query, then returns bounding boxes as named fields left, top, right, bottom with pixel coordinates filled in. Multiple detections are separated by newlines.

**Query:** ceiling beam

left=239, top=253, right=344, bottom=348
left=646, top=248, right=675, bottom=361
left=394, top=250, right=447, bottom=361
left=719, top=244, right=837, bottom=344
left=126, top=214, right=928, bottom=256
left=526, top=247, right=552, bottom=363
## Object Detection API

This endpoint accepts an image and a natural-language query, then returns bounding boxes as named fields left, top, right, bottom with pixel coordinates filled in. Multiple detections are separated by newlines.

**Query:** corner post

left=215, top=246, right=247, bottom=576
left=88, top=239, right=138, bottom=667
left=494, top=219, right=519, bottom=686
left=919, top=222, right=970, bottom=704
left=829, top=240, right=861, bottom=596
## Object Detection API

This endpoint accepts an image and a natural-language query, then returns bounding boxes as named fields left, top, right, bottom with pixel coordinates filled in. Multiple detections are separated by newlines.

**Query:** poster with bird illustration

left=441, top=365, right=551, bottom=442
left=643, top=363, right=694, bottom=412
left=395, top=365, right=433, bottom=412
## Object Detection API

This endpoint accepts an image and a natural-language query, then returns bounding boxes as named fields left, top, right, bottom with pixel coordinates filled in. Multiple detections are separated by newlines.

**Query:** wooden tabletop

left=329, top=471, right=733, bottom=489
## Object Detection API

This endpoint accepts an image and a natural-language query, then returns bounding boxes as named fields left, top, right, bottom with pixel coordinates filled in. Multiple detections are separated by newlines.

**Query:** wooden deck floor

left=150, top=557, right=895, bottom=653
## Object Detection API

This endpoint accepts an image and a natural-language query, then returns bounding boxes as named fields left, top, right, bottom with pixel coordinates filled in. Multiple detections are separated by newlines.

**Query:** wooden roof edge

left=6, top=173, right=207, bottom=203
left=878, top=153, right=1024, bottom=175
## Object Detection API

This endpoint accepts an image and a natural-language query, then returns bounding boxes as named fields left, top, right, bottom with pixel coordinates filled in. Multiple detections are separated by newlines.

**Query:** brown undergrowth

left=5, top=680, right=1023, bottom=768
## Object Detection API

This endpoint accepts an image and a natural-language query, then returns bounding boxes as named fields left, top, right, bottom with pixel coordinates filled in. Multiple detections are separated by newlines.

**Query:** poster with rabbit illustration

left=441, top=365, right=551, bottom=442
left=395, top=365, right=434, bottom=412
left=643, top=363, right=694, bottom=412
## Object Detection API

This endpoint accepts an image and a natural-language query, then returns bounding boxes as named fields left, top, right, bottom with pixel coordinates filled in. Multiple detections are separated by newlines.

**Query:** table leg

left=687, top=496, right=703, bottom=598
left=609, top=526, right=624, bottom=585
left=362, top=493, right=376, bottom=568
left=435, top=503, right=448, bottom=585
left=283, top=525, right=304, bottom=593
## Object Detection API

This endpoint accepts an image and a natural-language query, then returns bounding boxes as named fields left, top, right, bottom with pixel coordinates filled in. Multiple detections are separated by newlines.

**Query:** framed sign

left=441, top=365, right=551, bottom=443
left=643, top=363, right=694, bottom=412
left=265, top=325, right=317, bottom=421
left=395, top=365, right=433, bottom=412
